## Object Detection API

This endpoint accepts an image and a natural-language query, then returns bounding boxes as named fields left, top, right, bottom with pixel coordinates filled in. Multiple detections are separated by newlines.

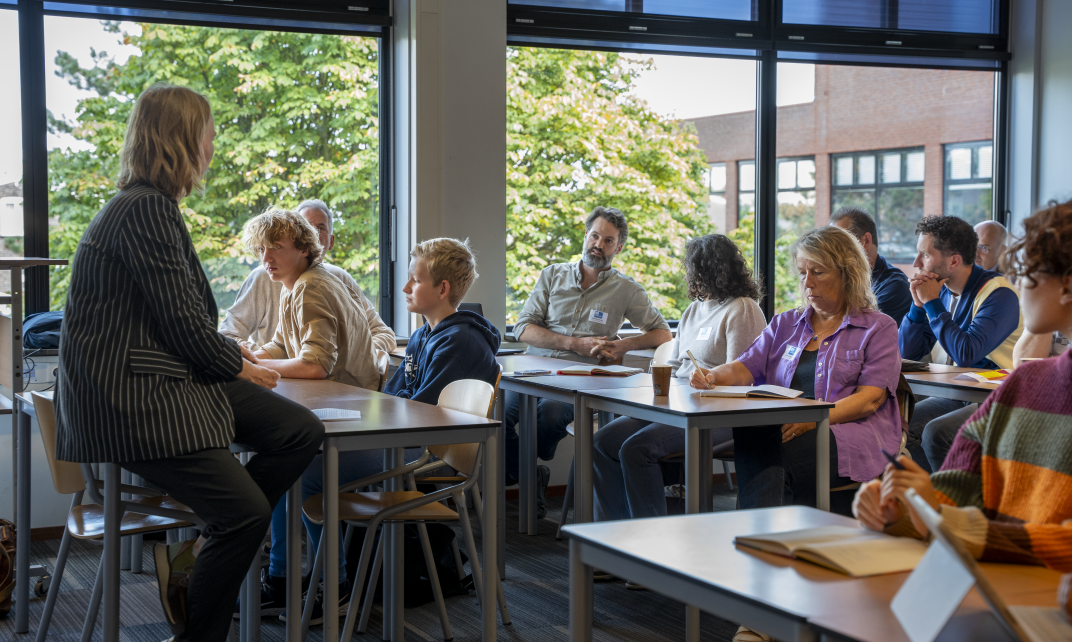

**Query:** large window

left=0, top=7, right=23, bottom=315
left=832, top=148, right=926, bottom=262
left=944, top=141, right=993, bottom=225
left=44, top=17, right=382, bottom=315
left=505, top=48, right=756, bottom=323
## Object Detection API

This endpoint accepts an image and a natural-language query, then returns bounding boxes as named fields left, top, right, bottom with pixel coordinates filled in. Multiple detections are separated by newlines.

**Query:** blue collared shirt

left=871, top=254, right=912, bottom=327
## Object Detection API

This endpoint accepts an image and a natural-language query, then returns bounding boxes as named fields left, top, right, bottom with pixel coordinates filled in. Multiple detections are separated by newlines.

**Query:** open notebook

left=698, top=385, right=803, bottom=399
left=734, top=525, right=928, bottom=577
left=556, top=365, right=644, bottom=376
left=312, top=408, right=362, bottom=422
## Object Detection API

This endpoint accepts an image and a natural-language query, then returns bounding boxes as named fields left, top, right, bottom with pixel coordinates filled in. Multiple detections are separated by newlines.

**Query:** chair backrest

left=32, top=392, right=86, bottom=495
left=896, top=373, right=915, bottom=428
left=375, top=349, right=391, bottom=392
left=458, top=302, right=484, bottom=317
left=650, top=339, right=676, bottom=371
left=430, top=367, right=501, bottom=475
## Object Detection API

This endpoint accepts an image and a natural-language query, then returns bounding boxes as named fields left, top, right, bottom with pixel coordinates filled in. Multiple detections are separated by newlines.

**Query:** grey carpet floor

left=1, top=492, right=741, bottom=642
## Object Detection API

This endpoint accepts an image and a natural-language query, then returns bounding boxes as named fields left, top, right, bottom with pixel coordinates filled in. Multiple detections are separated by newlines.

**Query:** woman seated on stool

left=854, top=199, right=1072, bottom=574
left=593, top=234, right=766, bottom=521
left=691, top=226, right=901, bottom=510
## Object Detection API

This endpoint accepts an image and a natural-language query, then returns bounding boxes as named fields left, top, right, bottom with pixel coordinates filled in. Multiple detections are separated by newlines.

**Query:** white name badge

left=782, top=345, right=800, bottom=361
left=588, top=309, right=608, bottom=324
left=697, top=327, right=713, bottom=341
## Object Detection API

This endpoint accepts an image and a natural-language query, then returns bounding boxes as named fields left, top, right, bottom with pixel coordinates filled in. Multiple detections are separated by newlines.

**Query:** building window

left=944, top=141, right=993, bottom=225
left=831, top=148, right=926, bottom=263
left=0, top=8, right=23, bottom=316
left=704, top=162, right=728, bottom=233
left=738, top=160, right=755, bottom=220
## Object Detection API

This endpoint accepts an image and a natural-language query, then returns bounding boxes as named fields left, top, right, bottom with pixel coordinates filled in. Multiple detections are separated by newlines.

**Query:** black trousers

left=733, top=425, right=855, bottom=510
left=124, top=379, right=324, bottom=642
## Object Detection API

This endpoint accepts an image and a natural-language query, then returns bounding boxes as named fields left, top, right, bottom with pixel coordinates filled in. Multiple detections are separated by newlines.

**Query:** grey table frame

left=573, top=389, right=832, bottom=642
left=315, top=421, right=503, bottom=642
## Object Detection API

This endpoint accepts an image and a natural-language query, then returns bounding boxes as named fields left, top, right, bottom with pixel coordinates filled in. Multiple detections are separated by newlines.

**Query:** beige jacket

left=261, top=264, right=380, bottom=390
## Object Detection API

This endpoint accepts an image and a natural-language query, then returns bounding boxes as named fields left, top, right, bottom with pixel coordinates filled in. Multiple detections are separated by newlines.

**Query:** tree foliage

left=506, top=47, right=715, bottom=323
left=48, top=22, right=380, bottom=311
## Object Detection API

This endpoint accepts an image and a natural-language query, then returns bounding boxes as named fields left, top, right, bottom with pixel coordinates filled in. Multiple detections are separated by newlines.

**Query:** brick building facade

left=687, top=65, right=995, bottom=263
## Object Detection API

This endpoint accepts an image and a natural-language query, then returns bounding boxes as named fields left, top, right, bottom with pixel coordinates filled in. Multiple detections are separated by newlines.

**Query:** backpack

left=23, top=311, right=64, bottom=350
left=0, top=519, right=16, bottom=619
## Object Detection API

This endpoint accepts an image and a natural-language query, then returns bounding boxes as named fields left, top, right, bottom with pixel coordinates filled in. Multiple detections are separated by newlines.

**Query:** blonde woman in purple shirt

left=691, top=225, right=902, bottom=510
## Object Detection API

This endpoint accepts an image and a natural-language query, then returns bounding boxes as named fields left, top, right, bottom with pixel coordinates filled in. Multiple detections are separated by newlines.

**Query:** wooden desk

left=271, top=379, right=503, bottom=642
left=563, top=507, right=1062, bottom=642
left=904, top=364, right=995, bottom=404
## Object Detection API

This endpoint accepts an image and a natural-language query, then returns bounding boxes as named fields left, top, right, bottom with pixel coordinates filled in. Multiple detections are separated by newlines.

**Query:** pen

left=685, top=349, right=711, bottom=390
left=882, top=449, right=906, bottom=471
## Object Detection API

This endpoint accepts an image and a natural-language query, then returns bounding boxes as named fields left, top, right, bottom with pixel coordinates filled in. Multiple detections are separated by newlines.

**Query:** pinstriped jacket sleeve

left=118, top=193, right=242, bottom=381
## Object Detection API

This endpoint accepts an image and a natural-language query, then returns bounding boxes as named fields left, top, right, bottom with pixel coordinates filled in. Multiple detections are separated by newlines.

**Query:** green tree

left=727, top=209, right=798, bottom=314
left=506, top=47, right=715, bottom=323
left=47, top=22, right=381, bottom=311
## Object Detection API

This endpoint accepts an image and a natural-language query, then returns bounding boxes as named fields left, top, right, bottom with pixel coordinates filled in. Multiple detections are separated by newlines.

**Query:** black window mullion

left=18, top=0, right=48, bottom=314
left=378, top=24, right=394, bottom=327
left=992, top=66, right=1009, bottom=226
left=755, top=49, right=777, bottom=321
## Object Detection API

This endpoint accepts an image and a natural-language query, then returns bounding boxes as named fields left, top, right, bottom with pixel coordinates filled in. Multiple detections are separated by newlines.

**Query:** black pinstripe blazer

left=56, top=184, right=244, bottom=463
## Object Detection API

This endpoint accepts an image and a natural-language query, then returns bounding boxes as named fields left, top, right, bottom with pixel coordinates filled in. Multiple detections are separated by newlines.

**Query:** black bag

left=349, top=522, right=472, bottom=609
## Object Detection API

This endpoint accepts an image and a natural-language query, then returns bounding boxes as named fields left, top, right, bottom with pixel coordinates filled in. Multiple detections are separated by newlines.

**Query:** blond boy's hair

left=242, top=208, right=323, bottom=264
left=117, top=83, right=214, bottom=201
left=411, top=238, right=478, bottom=307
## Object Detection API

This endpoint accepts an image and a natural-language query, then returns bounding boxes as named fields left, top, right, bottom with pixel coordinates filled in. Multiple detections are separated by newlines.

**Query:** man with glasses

left=973, top=220, right=1008, bottom=273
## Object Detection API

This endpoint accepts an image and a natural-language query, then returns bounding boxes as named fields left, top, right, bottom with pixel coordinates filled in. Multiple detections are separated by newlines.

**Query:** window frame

left=943, top=140, right=995, bottom=227
left=14, top=0, right=393, bottom=317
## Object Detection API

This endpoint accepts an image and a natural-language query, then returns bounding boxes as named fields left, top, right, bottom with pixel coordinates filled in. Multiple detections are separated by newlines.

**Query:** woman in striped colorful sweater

left=853, top=199, right=1072, bottom=573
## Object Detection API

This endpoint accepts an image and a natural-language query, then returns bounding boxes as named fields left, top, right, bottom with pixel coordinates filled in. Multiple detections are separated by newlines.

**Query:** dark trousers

left=503, top=390, right=574, bottom=483
left=733, top=424, right=854, bottom=510
left=124, top=379, right=324, bottom=642
left=906, top=396, right=975, bottom=473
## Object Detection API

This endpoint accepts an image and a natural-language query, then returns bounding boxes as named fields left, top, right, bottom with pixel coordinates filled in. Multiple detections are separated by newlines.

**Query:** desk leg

left=816, top=411, right=830, bottom=512
left=568, top=538, right=592, bottom=642
left=14, top=401, right=30, bottom=633
left=121, top=469, right=132, bottom=570
left=483, top=424, right=501, bottom=642
left=285, top=481, right=301, bottom=642
left=103, top=464, right=121, bottom=642
left=388, top=448, right=405, bottom=641
left=574, top=394, right=593, bottom=524
left=684, top=423, right=704, bottom=642
left=324, top=439, right=340, bottom=642
left=495, top=394, right=506, bottom=579
left=520, top=394, right=538, bottom=535
left=699, top=429, right=712, bottom=513
left=238, top=452, right=260, bottom=642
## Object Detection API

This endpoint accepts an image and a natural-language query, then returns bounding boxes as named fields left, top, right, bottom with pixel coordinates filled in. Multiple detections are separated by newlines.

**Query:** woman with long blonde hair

left=55, top=83, right=323, bottom=642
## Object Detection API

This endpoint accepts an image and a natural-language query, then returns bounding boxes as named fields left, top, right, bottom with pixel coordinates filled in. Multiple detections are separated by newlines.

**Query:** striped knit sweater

left=924, top=349, right=1072, bottom=571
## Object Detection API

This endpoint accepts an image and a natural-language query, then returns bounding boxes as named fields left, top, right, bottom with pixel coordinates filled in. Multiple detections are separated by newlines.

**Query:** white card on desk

left=891, top=537, right=975, bottom=642
left=312, top=408, right=362, bottom=422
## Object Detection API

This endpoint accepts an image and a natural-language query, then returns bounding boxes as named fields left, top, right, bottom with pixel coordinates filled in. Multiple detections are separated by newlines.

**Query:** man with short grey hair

left=220, top=200, right=396, bottom=354
left=974, top=220, right=1008, bottom=272
left=507, top=205, right=672, bottom=517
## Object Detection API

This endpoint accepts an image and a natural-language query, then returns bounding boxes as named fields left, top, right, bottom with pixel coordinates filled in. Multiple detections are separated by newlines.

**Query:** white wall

left=393, top=0, right=507, bottom=335
left=1007, top=0, right=1072, bottom=233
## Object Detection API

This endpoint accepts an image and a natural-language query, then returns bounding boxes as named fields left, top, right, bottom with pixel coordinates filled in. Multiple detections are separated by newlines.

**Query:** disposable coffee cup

left=651, top=365, right=672, bottom=396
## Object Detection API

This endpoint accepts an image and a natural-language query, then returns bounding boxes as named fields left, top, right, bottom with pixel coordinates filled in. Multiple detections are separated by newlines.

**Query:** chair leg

left=556, top=459, right=575, bottom=540
left=471, top=484, right=484, bottom=529
left=338, top=522, right=382, bottom=642
left=417, top=523, right=453, bottom=641
left=81, top=556, right=105, bottom=642
left=458, top=494, right=509, bottom=625
left=35, top=512, right=78, bottom=642
left=300, top=526, right=328, bottom=637
left=724, top=460, right=735, bottom=491
left=228, top=621, right=239, bottom=642
left=450, top=538, right=465, bottom=581
left=357, top=534, right=385, bottom=634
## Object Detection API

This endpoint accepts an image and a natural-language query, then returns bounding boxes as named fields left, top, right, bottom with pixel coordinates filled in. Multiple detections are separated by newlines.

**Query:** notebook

left=734, top=525, right=928, bottom=577
left=901, top=359, right=931, bottom=373
left=312, top=408, right=362, bottom=421
left=953, top=369, right=1010, bottom=385
left=556, top=365, right=644, bottom=376
left=698, top=385, right=803, bottom=399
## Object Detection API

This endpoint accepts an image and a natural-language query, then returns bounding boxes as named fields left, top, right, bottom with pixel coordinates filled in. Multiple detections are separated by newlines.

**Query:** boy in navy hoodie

left=276, top=237, right=500, bottom=625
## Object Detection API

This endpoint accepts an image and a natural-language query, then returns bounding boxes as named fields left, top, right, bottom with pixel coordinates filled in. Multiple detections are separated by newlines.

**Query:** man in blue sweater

left=831, top=206, right=913, bottom=326
left=899, top=215, right=1023, bottom=472
left=271, top=237, right=500, bottom=626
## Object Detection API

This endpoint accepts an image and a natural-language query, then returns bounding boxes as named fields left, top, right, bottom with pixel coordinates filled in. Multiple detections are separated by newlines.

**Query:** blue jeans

left=503, top=390, right=574, bottom=483
left=907, top=397, right=976, bottom=472
left=593, top=417, right=732, bottom=521
left=267, top=447, right=424, bottom=582
left=733, top=425, right=853, bottom=509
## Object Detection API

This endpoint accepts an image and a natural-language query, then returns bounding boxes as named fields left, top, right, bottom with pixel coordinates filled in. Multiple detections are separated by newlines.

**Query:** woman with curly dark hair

left=592, top=234, right=765, bottom=522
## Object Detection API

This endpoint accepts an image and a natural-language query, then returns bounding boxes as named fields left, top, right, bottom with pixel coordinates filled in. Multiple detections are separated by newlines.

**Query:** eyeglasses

left=977, top=244, right=991, bottom=254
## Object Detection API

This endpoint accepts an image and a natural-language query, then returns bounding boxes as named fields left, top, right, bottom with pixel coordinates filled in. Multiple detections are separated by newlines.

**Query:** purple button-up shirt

left=737, top=307, right=902, bottom=481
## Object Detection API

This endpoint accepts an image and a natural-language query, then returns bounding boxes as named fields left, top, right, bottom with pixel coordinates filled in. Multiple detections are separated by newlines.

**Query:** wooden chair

left=302, top=372, right=509, bottom=641
left=29, top=392, right=202, bottom=642
left=375, top=349, right=391, bottom=392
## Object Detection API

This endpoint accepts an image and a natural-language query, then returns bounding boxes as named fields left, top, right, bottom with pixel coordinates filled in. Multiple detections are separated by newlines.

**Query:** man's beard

left=582, top=247, right=612, bottom=270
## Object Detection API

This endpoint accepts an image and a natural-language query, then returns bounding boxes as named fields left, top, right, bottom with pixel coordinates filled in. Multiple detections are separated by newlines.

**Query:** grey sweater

left=667, top=297, right=767, bottom=380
